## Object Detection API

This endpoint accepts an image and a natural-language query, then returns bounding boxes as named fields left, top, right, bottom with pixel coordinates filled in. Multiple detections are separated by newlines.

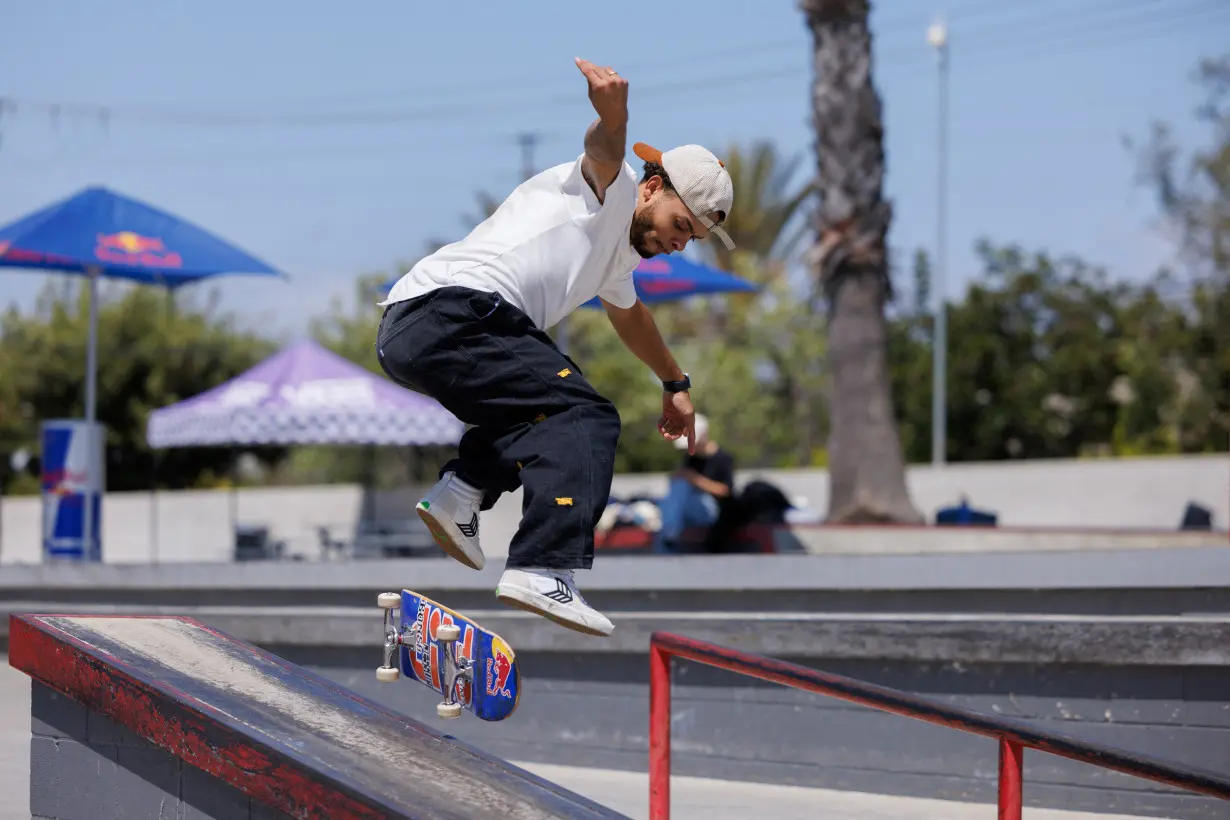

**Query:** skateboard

left=376, top=589, right=520, bottom=721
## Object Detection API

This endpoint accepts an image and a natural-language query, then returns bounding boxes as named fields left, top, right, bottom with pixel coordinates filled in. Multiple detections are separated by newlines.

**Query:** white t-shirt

left=380, top=153, right=642, bottom=330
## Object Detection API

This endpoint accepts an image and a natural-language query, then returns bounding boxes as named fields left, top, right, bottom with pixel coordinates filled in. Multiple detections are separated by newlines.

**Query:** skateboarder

left=375, top=56, right=735, bottom=637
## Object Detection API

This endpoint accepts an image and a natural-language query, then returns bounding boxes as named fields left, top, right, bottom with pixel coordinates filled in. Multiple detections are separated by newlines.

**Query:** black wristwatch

left=663, top=373, right=691, bottom=393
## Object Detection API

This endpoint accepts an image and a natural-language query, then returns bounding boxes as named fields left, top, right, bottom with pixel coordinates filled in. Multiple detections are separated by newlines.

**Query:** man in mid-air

left=375, top=56, right=735, bottom=637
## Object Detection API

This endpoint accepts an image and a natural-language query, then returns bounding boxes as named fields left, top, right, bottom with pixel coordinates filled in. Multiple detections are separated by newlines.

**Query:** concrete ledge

left=3, top=605, right=1227, bottom=666
left=782, top=525, right=1228, bottom=555
left=9, top=613, right=630, bottom=820
left=2, top=546, right=1229, bottom=593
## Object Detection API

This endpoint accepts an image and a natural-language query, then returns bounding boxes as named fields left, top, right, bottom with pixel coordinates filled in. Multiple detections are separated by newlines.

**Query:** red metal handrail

left=649, top=631, right=1230, bottom=820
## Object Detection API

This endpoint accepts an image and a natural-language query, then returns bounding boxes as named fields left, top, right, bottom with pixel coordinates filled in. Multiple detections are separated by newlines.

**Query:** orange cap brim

left=632, top=142, right=663, bottom=163
left=633, top=141, right=725, bottom=168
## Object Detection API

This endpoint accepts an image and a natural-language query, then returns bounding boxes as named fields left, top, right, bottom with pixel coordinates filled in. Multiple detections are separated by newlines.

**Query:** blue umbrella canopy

left=0, top=185, right=283, bottom=284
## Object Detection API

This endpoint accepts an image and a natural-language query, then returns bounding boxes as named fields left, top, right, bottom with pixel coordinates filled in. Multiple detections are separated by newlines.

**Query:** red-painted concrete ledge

left=9, top=613, right=627, bottom=820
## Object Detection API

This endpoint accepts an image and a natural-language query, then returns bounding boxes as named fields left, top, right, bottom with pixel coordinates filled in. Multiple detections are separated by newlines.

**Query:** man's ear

left=640, top=175, right=663, bottom=200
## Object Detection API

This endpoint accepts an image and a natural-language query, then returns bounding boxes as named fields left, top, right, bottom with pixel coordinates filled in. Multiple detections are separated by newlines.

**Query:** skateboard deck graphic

left=376, top=590, right=520, bottom=722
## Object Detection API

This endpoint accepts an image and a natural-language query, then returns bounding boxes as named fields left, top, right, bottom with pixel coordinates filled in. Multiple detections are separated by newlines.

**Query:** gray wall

left=274, top=647, right=1230, bottom=820
left=2, top=453, right=1224, bottom=565
left=29, top=681, right=293, bottom=820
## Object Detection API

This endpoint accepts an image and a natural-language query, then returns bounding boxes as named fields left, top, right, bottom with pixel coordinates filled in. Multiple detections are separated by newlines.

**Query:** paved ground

left=0, top=655, right=1168, bottom=820
left=514, top=762, right=1173, bottom=820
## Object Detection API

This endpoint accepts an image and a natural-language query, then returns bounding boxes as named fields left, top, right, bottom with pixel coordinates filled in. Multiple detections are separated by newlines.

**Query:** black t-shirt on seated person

left=683, top=448, right=735, bottom=500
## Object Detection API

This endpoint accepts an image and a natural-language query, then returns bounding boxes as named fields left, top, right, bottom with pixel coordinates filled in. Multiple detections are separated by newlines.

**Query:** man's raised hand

left=575, top=57, right=628, bottom=127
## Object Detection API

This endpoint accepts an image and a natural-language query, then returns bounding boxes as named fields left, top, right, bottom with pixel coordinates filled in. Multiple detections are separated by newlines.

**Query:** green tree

left=943, top=243, right=1127, bottom=461
left=695, top=140, right=822, bottom=466
left=0, top=280, right=281, bottom=493
left=886, top=249, right=936, bottom=464
left=1133, top=54, right=1230, bottom=448
left=892, top=242, right=1201, bottom=463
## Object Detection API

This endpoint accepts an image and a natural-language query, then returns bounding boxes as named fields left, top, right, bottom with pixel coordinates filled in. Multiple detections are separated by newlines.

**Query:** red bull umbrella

left=578, top=254, right=757, bottom=308
left=569, top=254, right=755, bottom=352
left=0, top=186, right=286, bottom=544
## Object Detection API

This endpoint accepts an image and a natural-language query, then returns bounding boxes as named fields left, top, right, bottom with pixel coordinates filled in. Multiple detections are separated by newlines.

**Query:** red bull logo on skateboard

left=486, top=636, right=514, bottom=698
left=95, top=232, right=184, bottom=268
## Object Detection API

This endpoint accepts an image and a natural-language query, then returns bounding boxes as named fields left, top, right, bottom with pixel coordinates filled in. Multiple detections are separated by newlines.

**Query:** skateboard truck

left=376, top=592, right=473, bottom=720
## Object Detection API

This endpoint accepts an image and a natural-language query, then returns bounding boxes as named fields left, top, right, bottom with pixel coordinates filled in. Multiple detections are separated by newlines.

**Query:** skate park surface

left=0, top=654, right=1182, bottom=820
left=1, top=607, right=1215, bottom=819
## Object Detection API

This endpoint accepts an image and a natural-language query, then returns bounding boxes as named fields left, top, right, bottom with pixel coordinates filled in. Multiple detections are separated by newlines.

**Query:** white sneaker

left=416, top=472, right=485, bottom=570
left=496, top=568, right=614, bottom=637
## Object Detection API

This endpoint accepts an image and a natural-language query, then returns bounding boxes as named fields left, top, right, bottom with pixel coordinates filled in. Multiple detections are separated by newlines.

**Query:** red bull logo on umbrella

left=95, top=232, right=183, bottom=268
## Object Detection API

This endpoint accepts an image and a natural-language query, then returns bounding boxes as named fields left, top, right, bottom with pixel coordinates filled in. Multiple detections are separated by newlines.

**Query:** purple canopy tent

left=146, top=339, right=463, bottom=448
left=144, top=340, right=464, bottom=562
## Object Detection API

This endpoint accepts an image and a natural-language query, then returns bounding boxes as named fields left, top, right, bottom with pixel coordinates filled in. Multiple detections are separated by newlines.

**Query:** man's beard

left=628, top=205, right=658, bottom=259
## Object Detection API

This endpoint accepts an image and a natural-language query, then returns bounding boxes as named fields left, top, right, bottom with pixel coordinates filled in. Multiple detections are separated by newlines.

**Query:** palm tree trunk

left=801, top=0, right=924, bottom=524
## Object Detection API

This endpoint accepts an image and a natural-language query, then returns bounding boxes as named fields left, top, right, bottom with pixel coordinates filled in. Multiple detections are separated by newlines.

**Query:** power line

left=0, top=0, right=1135, bottom=117
left=947, top=1, right=1228, bottom=67
left=0, top=0, right=1222, bottom=178
left=1, top=0, right=1219, bottom=130
left=4, top=5, right=1220, bottom=176
left=957, top=0, right=1227, bottom=50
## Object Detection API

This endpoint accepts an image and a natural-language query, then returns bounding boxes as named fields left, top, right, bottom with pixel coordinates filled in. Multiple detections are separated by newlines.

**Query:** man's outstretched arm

left=575, top=57, right=628, bottom=203
left=601, top=297, right=684, bottom=381
left=601, top=297, right=698, bottom=453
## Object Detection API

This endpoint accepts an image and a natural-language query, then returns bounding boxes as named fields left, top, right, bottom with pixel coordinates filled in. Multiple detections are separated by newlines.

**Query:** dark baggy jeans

left=375, top=286, right=621, bottom=571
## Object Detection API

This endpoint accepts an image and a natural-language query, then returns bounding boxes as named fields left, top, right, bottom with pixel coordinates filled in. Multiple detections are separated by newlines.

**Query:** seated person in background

left=654, top=414, right=735, bottom=553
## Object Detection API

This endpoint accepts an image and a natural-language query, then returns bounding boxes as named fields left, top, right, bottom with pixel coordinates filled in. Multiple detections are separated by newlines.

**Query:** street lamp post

left=927, top=17, right=949, bottom=467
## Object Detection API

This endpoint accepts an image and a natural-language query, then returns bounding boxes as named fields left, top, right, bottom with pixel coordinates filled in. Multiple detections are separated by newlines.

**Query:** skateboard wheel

left=436, top=623, right=461, bottom=642
left=376, top=666, right=400, bottom=683
left=377, top=592, right=401, bottom=609
left=437, top=702, right=463, bottom=720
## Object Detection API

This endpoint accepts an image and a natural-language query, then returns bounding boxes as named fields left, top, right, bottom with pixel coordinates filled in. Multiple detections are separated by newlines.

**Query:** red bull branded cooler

left=40, top=419, right=105, bottom=561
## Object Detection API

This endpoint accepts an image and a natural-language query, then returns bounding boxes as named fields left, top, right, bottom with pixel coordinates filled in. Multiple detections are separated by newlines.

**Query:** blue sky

left=1, top=0, right=1226, bottom=340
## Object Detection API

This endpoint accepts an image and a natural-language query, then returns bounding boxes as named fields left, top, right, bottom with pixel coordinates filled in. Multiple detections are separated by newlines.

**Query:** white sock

left=448, top=472, right=484, bottom=507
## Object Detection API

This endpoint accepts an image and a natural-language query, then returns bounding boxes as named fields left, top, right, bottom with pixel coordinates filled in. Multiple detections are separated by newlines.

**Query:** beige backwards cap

left=633, top=142, right=735, bottom=250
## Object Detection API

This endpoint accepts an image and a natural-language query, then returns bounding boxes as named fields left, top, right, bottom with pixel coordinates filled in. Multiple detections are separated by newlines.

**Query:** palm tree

left=798, top=0, right=923, bottom=523
left=700, top=140, right=815, bottom=276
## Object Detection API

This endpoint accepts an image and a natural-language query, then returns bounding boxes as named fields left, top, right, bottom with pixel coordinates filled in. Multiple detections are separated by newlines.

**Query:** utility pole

left=927, top=17, right=950, bottom=467
left=516, top=132, right=540, bottom=182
